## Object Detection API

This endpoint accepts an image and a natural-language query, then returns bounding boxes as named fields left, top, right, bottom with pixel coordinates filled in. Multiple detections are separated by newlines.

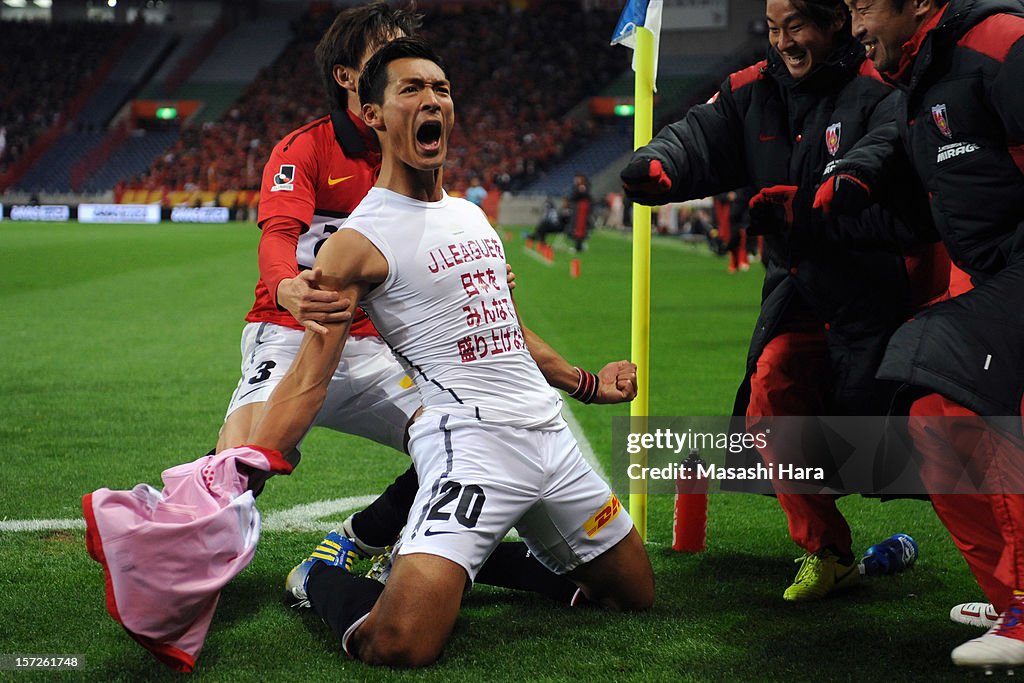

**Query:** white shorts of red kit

left=225, top=322, right=420, bottom=451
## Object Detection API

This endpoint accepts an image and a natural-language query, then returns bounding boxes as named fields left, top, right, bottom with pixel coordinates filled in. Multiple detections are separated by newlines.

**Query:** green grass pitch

left=0, top=221, right=980, bottom=681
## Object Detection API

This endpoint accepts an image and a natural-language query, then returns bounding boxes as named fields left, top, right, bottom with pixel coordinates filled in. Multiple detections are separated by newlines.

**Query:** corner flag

left=612, top=0, right=661, bottom=541
left=610, top=0, right=663, bottom=90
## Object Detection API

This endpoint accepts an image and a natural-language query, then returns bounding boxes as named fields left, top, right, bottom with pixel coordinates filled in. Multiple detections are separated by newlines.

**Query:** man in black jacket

left=622, top=0, right=943, bottom=602
left=816, top=0, right=1024, bottom=670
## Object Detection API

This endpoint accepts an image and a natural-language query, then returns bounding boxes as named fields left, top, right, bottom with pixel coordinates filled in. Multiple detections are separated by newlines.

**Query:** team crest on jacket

left=271, top=164, right=295, bottom=192
left=932, top=104, right=953, bottom=139
left=825, top=123, right=841, bottom=156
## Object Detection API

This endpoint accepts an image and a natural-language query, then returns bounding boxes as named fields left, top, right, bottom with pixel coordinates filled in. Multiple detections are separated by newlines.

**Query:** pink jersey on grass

left=83, top=445, right=292, bottom=672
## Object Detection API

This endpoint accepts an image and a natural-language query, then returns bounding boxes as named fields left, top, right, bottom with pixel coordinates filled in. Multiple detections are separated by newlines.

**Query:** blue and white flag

left=610, top=0, right=663, bottom=90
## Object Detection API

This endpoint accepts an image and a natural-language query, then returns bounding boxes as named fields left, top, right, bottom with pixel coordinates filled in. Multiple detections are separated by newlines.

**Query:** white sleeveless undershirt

left=344, top=187, right=564, bottom=429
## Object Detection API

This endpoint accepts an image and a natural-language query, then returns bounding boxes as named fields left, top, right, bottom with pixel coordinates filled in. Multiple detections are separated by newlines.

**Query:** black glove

left=747, top=185, right=798, bottom=236
left=621, top=157, right=672, bottom=202
left=813, top=173, right=872, bottom=216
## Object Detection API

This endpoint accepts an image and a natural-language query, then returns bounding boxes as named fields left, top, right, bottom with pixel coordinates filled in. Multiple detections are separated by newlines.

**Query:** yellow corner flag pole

left=629, top=25, right=655, bottom=540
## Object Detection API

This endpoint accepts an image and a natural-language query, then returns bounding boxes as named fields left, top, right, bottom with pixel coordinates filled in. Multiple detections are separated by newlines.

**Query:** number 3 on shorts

left=426, top=481, right=486, bottom=528
left=247, top=360, right=277, bottom=385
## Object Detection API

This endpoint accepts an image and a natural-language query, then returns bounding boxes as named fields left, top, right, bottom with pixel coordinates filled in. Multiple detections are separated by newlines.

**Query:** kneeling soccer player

left=248, top=38, right=654, bottom=667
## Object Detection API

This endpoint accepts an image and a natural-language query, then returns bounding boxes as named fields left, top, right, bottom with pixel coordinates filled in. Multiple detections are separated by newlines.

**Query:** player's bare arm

left=258, top=215, right=355, bottom=335
left=515, top=306, right=638, bottom=404
left=249, top=228, right=388, bottom=455
left=503, top=262, right=636, bottom=404
left=277, top=266, right=356, bottom=335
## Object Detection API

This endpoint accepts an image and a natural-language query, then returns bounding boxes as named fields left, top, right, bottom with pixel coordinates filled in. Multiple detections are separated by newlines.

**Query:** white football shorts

left=224, top=322, right=420, bottom=451
left=398, top=412, right=633, bottom=580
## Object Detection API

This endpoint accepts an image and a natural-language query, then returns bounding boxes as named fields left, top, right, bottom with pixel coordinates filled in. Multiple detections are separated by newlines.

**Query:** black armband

left=569, top=367, right=599, bottom=404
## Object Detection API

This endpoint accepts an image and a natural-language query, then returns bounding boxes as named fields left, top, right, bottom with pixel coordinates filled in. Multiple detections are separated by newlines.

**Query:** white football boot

left=952, top=595, right=1024, bottom=672
left=950, top=602, right=999, bottom=629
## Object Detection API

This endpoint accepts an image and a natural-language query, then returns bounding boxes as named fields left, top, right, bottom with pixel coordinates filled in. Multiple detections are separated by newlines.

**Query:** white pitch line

left=521, top=246, right=554, bottom=266
left=0, top=518, right=86, bottom=532
left=0, top=496, right=378, bottom=534
left=262, top=494, right=377, bottom=532
left=1, top=417, right=606, bottom=533
left=562, top=403, right=608, bottom=481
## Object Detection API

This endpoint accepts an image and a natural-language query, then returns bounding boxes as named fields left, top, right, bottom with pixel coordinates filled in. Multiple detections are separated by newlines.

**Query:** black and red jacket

left=833, top=0, right=1024, bottom=419
left=628, top=36, right=938, bottom=415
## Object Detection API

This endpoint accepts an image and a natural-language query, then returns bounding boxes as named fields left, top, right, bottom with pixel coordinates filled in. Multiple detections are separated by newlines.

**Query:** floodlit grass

left=0, top=222, right=978, bottom=681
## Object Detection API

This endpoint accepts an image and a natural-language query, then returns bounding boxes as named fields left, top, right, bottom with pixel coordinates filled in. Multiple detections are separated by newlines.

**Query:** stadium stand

left=78, top=25, right=179, bottom=130
left=522, top=125, right=632, bottom=197
left=177, top=16, right=296, bottom=122
left=69, top=14, right=296, bottom=196
left=1, top=1, right=760, bottom=209
left=574, top=41, right=766, bottom=200
left=116, top=1, right=630, bottom=204
left=17, top=130, right=105, bottom=194
left=429, top=2, right=627, bottom=192
left=0, top=19, right=137, bottom=189
left=158, top=18, right=229, bottom=98
left=81, top=130, right=180, bottom=195
left=17, top=25, right=179, bottom=194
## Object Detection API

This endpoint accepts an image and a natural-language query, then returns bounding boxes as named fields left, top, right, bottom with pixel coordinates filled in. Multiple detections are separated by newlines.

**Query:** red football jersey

left=247, top=110, right=381, bottom=336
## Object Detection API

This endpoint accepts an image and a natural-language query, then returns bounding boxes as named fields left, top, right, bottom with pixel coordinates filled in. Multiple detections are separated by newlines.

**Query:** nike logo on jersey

left=423, top=527, right=457, bottom=537
left=327, top=175, right=354, bottom=186
left=759, top=135, right=778, bottom=142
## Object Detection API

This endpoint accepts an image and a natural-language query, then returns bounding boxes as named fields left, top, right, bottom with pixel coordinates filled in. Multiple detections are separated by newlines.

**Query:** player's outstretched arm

left=277, top=267, right=355, bottom=335
left=249, top=301, right=356, bottom=455
left=593, top=359, right=638, bottom=403
left=520, top=323, right=637, bottom=405
left=258, top=216, right=353, bottom=335
left=249, top=229, right=387, bottom=455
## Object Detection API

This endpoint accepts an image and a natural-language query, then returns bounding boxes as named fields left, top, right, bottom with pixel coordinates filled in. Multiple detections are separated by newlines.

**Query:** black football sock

left=820, top=544, right=855, bottom=565
left=306, top=563, right=384, bottom=646
left=474, top=541, right=578, bottom=603
left=350, top=464, right=419, bottom=547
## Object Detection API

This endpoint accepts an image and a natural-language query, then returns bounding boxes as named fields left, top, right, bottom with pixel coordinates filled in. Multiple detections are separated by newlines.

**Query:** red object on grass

left=673, top=451, right=708, bottom=552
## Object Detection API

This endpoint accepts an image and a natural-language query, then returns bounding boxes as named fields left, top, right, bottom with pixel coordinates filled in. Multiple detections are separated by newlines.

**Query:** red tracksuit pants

left=745, top=320, right=853, bottom=557
left=910, top=392, right=1024, bottom=613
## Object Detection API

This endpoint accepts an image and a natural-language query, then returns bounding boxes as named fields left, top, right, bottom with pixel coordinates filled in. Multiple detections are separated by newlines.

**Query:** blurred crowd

left=128, top=1, right=627, bottom=197
left=0, top=20, right=127, bottom=175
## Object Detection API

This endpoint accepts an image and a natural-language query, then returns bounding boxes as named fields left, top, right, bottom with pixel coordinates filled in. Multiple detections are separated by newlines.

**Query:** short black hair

left=790, top=0, right=851, bottom=31
left=357, top=37, right=447, bottom=107
left=314, top=2, right=422, bottom=113
left=887, top=0, right=950, bottom=10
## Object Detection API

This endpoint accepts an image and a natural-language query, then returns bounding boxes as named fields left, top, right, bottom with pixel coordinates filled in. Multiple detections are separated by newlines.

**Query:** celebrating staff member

left=817, top=0, right=1024, bottom=669
left=622, top=0, right=942, bottom=602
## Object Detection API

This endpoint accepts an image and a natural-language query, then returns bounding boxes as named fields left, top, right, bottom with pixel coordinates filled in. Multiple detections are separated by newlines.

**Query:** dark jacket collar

left=329, top=108, right=380, bottom=156
left=765, top=34, right=866, bottom=93
left=889, top=3, right=949, bottom=83
left=890, top=0, right=1024, bottom=85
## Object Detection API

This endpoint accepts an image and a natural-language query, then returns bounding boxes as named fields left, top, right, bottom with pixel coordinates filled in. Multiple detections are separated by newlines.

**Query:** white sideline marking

left=1, top=411, right=605, bottom=533
left=521, top=245, right=554, bottom=266
left=0, top=518, right=86, bottom=532
left=0, top=495, right=377, bottom=534
left=262, top=495, right=377, bottom=532
left=562, top=404, right=608, bottom=481
left=599, top=228, right=717, bottom=255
